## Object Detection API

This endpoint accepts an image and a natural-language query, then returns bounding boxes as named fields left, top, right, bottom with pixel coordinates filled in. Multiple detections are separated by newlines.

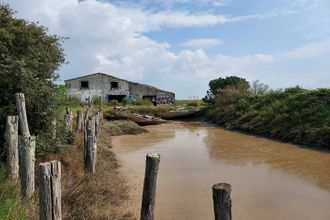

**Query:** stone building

left=64, top=73, right=175, bottom=105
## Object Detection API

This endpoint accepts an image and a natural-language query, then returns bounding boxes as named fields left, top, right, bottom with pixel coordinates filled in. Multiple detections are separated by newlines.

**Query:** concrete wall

left=65, top=73, right=175, bottom=104
left=129, top=82, right=175, bottom=105
left=65, top=73, right=129, bottom=101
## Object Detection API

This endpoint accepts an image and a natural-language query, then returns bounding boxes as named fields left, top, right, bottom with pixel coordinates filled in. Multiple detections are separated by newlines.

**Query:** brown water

left=111, top=122, right=330, bottom=220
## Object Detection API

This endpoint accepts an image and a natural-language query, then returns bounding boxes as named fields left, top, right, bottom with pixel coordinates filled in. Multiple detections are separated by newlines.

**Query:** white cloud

left=3, top=0, right=330, bottom=98
left=180, top=38, right=223, bottom=48
left=279, top=40, right=330, bottom=59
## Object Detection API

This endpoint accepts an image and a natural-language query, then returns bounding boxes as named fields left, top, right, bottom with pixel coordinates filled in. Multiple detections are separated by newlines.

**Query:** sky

left=4, top=0, right=330, bottom=99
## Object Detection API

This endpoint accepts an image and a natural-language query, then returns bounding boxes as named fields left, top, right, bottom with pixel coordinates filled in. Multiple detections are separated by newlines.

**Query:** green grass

left=208, top=88, right=330, bottom=149
left=0, top=165, right=32, bottom=220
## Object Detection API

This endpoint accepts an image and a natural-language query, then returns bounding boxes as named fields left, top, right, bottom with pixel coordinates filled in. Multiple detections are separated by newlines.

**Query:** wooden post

left=212, top=183, right=232, bottom=220
left=85, top=117, right=97, bottom=173
left=76, top=110, right=83, bottom=134
left=140, top=153, right=160, bottom=220
left=15, top=93, right=30, bottom=138
left=99, top=95, right=103, bottom=110
left=64, top=107, right=73, bottom=132
left=87, top=97, right=92, bottom=109
left=19, top=136, right=36, bottom=198
left=5, top=116, right=19, bottom=180
left=95, top=112, right=100, bottom=137
left=15, top=93, right=35, bottom=198
left=39, top=161, right=62, bottom=220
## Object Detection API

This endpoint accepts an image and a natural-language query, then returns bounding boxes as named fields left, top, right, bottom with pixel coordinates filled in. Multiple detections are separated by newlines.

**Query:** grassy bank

left=0, top=165, right=38, bottom=219
left=0, top=119, right=145, bottom=219
left=207, top=87, right=330, bottom=149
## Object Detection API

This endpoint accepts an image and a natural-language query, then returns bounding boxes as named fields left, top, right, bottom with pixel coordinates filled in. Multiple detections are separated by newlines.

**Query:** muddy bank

left=111, top=122, right=330, bottom=220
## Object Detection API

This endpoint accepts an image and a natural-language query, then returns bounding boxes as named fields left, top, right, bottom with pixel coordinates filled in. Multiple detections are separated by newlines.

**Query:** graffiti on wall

left=156, top=96, right=175, bottom=105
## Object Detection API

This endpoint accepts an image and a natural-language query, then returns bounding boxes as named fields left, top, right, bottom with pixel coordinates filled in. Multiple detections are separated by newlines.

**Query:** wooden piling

left=85, top=117, right=97, bottom=173
left=64, top=107, right=73, bottom=132
left=140, top=153, right=160, bottom=220
left=39, top=161, right=62, bottom=220
left=15, top=93, right=30, bottom=138
left=5, top=116, right=19, bottom=180
left=76, top=110, right=83, bottom=134
left=19, top=136, right=36, bottom=199
left=15, top=93, right=35, bottom=198
left=212, top=183, right=232, bottom=220
left=95, top=112, right=100, bottom=137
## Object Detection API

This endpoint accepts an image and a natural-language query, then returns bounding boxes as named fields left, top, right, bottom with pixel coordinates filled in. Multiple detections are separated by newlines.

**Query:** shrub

left=0, top=4, right=65, bottom=157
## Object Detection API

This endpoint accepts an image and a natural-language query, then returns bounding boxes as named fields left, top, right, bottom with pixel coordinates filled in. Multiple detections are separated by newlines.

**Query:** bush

left=0, top=4, right=65, bottom=158
left=207, top=86, right=330, bottom=149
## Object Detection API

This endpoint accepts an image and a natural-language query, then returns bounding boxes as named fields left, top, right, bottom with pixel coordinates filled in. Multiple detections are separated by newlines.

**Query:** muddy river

left=111, top=122, right=330, bottom=220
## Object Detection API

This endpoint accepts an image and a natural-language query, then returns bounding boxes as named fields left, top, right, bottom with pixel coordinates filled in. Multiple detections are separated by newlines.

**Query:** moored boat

left=114, top=108, right=166, bottom=126
left=158, top=108, right=200, bottom=120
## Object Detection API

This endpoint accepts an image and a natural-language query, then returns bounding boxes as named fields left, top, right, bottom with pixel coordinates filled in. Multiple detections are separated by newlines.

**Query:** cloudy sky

left=4, top=0, right=330, bottom=98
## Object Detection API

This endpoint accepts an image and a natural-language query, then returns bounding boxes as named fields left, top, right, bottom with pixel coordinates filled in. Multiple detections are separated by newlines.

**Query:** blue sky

left=5, top=0, right=330, bottom=99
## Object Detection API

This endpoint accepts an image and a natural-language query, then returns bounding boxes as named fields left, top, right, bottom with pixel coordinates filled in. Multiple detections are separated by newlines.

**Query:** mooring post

left=140, top=153, right=160, bottom=220
left=64, top=107, right=73, bottom=132
left=212, top=183, right=232, bottom=220
left=76, top=110, right=83, bottom=134
left=39, top=161, right=62, bottom=220
left=15, top=93, right=35, bottom=198
left=5, top=116, right=19, bottom=181
left=85, top=117, right=97, bottom=173
left=19, top=136, right=36, bottom=198
left=15, top=93, right=30, bottom=138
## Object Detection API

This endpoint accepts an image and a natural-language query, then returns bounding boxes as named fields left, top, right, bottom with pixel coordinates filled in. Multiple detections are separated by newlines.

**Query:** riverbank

left=206, top=88, right=330, bottom=150
left=0, top=119, right=145, bottom=219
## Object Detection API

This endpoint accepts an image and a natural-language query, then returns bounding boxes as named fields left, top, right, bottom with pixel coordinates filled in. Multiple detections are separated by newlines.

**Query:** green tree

left=0, top=4, right=65, bottom=157
left=203, top=76, right=249, bottom=103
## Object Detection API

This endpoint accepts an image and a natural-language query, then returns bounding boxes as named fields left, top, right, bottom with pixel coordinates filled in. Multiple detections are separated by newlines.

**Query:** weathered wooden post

left=15, top=93, right=30, bottom=138
left=5, top=116, right=19, bottom=180
left=39, top=161, right=62, bottom=220
left=85, top=117, right=97, bottom=173
left=76, top=110, right=83, bottom=134
left=64, top=107, right=73, bottom=132
left=140, top=153, right=160, bottom=220
left=87, top=97, right=92, bottom=109
left=15, top=93, right=35, bottom=198
left=212, top=183, right=232, bottom=220
left=95, top=112, right=100, bottom=137
left=19, top=136, right=36, bottom=198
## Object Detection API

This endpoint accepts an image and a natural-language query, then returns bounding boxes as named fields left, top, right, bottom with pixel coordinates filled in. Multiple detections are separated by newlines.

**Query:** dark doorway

left=108, top=95, right=126, bottom=102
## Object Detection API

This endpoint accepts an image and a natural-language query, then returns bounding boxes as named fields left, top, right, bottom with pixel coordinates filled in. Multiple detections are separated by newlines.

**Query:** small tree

left=0, top=4, right=65, bottom=157
left=249, top=80, right=269, bottom=95
left=203, top=76, right=249, bottom=103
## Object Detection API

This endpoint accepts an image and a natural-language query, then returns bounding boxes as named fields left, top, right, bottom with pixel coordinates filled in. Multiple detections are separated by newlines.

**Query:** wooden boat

left=159, top=108, right=200, bottom=120
left=114, top=108, right=166, bottom=126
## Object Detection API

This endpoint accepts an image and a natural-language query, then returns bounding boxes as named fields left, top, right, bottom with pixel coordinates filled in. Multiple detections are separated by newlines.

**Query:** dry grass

left=0, top=118, right=140, bottom=220
left=38, top=120, right=140, bottom=219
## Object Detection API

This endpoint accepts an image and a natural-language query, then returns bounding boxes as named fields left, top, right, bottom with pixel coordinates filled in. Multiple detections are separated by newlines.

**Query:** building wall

left=65, top=73, right=175, bottom=105
left=129, top=83, right=175, bottom=105
left=65, top=74, right=129, bottom=101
